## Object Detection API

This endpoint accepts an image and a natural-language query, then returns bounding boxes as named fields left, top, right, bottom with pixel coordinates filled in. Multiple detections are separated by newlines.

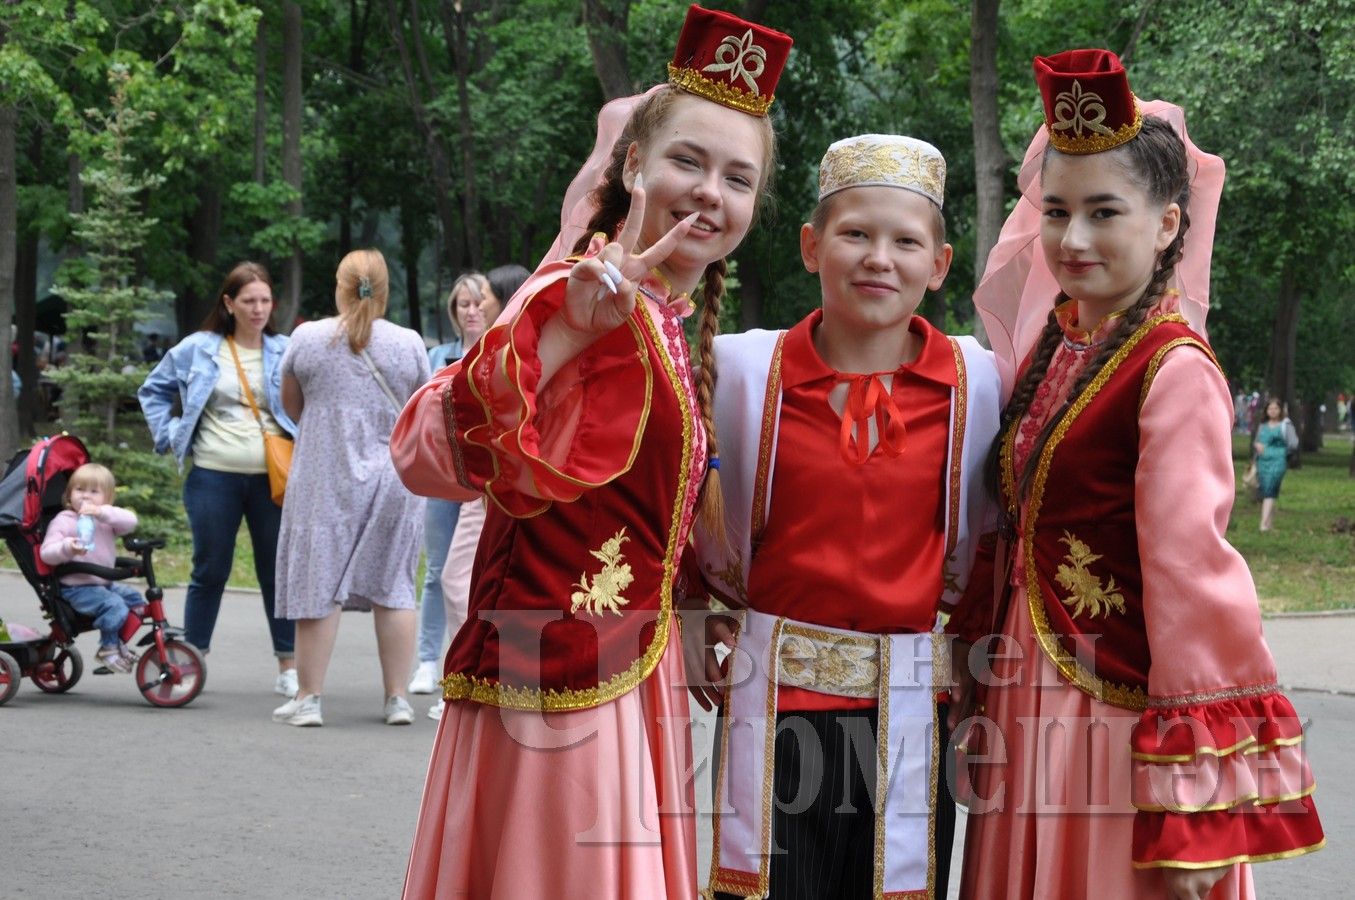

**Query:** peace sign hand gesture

left=559, top=174, right=698, bottom=337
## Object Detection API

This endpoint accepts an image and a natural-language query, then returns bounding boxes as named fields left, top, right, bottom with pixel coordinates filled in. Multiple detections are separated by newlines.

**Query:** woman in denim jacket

left=138, top=261, right=299, bottom=697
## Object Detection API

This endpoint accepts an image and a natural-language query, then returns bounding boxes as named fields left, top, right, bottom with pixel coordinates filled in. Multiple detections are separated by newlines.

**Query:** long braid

left=1013, top=212, right=1192, bottom=499
left=696, top=258, right=728, bottom=545
left=983, top=308, right=1064, bottom=504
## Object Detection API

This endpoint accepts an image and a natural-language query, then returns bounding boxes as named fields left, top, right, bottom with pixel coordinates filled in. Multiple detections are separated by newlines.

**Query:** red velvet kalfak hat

left=667, top=4, right=792, bottom=117
left=1033, top=48, right=1142, bottom=154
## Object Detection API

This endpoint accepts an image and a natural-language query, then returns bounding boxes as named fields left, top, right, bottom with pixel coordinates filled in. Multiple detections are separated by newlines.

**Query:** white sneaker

left=408, top=660, right=440, bottom=694
left=274, top=668, right=299, bottom=698
left=427, top=698, right=444, bottom=721
left=273, top=694, right=323, bottom=726
left=384, top=695, right=415, bottom=725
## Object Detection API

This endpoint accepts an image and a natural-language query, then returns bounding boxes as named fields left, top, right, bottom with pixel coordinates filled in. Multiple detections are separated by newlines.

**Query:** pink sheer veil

left=495, top=84, right=666, bottom=323
left=973, top=99, right=1226, bottom=398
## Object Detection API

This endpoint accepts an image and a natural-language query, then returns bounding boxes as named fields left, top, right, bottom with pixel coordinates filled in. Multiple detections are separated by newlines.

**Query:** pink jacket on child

left=39, top=507, right=138, bottom=586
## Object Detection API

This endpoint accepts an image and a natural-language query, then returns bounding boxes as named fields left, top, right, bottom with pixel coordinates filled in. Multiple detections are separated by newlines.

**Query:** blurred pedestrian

left=271, top=249, right=430, bottom=727
left=138, top=261, right=298, bottom=696
left=422, top=263, right=528, bottom=720
left=408, top=272, right=487, bottom=697
left=1255, top=397, right=1297, bottom=531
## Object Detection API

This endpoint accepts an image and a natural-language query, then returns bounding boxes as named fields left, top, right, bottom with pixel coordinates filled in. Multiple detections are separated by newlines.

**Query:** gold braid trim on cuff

left=668, top=64, right=773, bottom=116
left=1133, top=782, right=1316, bottom=814
left=1132, top=733, right=1304, bottom=764
left=1132, top=837, right=1326, bottom=870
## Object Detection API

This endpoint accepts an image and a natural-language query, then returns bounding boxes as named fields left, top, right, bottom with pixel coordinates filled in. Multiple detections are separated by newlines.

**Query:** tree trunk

left=438, top=0, right=482, bottom=268
left=279, top=1, right=304, bottom=332
left=180, top=182, right=222, bottom=336
left=969, top=0, right=1003, bottom=345
left=404, top=248, right=422, bottom=336
left=0, top=104, right=21, bottom=458
left=340, top=0, right=371, bottom=256
left=254, top=14, right=267, bottom=184
left=401, top=203, right=423, bottom=336
left=15, top=222, right=38, bottom=436
left=387, top=0, right=461, bottom=274
left=582, top=0, right=632, bottom=100
left=1268, top=266, right=1299, bottom=426
left=15, top=126, right=40, bottom=436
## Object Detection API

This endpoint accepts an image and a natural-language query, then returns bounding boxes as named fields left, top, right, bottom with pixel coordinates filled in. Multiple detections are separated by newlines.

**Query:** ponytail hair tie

left=707, top=456, right=720, bottom=472
left=358, top=276, right=373, bottom=299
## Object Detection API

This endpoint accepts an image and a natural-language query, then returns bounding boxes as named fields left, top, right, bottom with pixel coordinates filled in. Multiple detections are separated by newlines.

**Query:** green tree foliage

left=48, top=67, right=181, bottom=530
left=5, top=0, right=1353, bottom=460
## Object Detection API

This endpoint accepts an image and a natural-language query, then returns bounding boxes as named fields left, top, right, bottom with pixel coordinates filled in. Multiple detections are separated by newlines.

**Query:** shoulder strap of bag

left=359, top=348, right=403, bottom=413
left=226, top=335, right=268, bottom=433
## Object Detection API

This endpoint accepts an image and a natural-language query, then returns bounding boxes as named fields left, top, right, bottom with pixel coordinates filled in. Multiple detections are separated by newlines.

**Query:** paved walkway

left=1, top=571, right=1348, bottom=897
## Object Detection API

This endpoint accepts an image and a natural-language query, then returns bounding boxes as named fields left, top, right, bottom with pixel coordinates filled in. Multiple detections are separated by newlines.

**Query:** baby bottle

left=77, top=513, right=96, bottom=550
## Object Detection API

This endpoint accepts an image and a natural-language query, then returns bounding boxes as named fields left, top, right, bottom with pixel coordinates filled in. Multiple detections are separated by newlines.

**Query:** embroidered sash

left=707, top=610, right=945, bottom=899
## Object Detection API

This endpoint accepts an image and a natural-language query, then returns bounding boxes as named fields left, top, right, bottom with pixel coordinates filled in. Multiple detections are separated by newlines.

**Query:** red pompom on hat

left=1033, top=48, right=1142, bottom=154
left=667, top=4, right=792, bottom=117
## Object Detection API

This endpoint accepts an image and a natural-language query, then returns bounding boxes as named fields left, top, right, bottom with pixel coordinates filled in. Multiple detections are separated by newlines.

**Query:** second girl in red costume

left=951, top=49, right=1324, bottom=900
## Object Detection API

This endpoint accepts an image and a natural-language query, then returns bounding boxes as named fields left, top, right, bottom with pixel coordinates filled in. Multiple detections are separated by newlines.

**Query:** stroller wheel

left=0, top=650, right=20, bottom=705
left=31, top=645, right=83, bottom=694
left=136, top=639, right=206, bottom=708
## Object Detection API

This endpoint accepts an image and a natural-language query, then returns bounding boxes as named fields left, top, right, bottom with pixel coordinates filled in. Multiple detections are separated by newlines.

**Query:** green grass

left=1228, top=433, right=1355, bottom=613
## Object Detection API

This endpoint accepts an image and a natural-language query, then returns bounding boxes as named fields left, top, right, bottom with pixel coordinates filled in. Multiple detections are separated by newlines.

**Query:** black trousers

left=715, top=706, right=955, bottom=900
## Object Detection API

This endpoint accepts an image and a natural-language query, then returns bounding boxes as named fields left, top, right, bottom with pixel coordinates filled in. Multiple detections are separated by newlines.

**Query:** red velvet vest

left=1003, top=314, right=1216, bottom=710
left=443, top=278, right=697, bottom=712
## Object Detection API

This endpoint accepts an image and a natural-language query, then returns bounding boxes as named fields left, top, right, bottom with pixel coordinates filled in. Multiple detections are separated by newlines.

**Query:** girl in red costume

left=392, top=7, right=791, bottom=897
left=950, top=49, right=1324, bottom=899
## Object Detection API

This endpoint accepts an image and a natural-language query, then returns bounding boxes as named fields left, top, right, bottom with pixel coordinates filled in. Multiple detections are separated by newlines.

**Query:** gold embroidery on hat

left=1053, top=80, right=1114, bottom=138
left=703, top=29, right=767, bottom=94
left=818, top=140, right=944, bottom=205
left=570, top=528, right=635, bottom=617
left=1054, top=531, right=1126, bottom=619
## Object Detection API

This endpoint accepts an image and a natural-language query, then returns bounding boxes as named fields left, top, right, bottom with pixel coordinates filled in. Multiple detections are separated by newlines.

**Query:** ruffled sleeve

left=392, top=245, right=654, bottom=518
left=1130, top=347, right=1324, bottom=867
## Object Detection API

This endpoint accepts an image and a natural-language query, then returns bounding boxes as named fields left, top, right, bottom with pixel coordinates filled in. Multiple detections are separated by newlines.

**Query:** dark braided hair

left=570, top=85, right=777, bottom=542
left=984, top=116, right=1192, bottom=507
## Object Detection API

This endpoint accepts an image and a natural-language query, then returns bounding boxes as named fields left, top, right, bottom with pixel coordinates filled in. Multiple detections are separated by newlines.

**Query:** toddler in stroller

left=0, top=434, right=205, bottom=707
left=39, top=462, right=143, bottom=673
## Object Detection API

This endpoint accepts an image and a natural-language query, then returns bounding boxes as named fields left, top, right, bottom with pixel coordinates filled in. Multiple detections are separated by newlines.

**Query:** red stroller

left=0, top=434, right=205, bottom=707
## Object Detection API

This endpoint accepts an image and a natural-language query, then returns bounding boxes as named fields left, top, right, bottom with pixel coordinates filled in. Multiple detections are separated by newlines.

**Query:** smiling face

left=801, top=185, right=952, bottom=336
left=225, top=279, right=274, bottom=341
left=622, top=94, right=767, bottom=289
left=1039, top=150, right=1181, bottom=318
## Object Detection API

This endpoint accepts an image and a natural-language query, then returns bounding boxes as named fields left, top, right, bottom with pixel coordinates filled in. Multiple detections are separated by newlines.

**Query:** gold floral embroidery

left=702, top=29, right=768, bottom=94
left=1054, top=532, right=1126, bottom=619
left=817, top=138, right=944, bottom=206
left=777, top=632, right=878, bottom=697
left=704, top=554, right=750, bottom=607
left=570, top=529, right=634, bottom=617
left=1053, top=80, right=1114, bottom=138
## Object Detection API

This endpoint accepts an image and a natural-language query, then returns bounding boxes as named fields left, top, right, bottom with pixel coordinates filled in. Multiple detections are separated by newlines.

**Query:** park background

left=1, top=0, right=1352, bottom=608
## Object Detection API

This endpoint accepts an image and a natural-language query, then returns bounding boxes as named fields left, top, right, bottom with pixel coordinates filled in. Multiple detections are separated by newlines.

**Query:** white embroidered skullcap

left=818, top=134, right=946, bottom=208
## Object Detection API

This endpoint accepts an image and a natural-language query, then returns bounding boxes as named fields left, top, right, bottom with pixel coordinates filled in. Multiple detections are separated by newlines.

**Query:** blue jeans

left=63, top=582, right=144, bottom=648
left=182, top=466, right=294, bottom=656
left=416, top=498, right=461, bottom=663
